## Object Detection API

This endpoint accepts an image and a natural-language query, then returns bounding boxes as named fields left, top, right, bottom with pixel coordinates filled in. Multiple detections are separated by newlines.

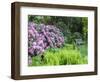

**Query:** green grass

left=30, top=44, right=88, bottom=66
left=78, top=44, right=88, bottom=57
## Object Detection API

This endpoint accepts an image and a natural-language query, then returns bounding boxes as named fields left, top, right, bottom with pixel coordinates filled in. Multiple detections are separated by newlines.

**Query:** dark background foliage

left=28, top=15, right=88, bottom=44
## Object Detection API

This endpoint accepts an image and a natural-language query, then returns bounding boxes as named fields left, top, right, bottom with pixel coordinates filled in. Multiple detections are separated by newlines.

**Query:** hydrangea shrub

left=28, top=22, right=64, bottom=56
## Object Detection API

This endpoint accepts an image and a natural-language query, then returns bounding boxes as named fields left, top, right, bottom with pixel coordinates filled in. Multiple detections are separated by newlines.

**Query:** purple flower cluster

left=28, top=22, right=64, bottom=56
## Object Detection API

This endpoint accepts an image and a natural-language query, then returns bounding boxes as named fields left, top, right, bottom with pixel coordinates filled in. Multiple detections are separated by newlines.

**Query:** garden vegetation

left=28, top=15, right=88, bottom=66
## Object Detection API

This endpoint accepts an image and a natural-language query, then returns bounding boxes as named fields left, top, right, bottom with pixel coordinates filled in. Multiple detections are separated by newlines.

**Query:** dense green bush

left=30, top=44, right=87, bottom=66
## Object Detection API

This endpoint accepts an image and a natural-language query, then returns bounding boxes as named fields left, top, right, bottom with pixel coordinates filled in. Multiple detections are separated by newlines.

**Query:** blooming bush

left=28, top=22, right=64, bottom=56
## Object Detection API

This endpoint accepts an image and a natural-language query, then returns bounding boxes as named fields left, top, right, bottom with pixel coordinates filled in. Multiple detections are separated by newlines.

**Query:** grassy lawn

left=79, top=44, right=88, bottom=57
left=30, top=44, right=88, bottom=66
